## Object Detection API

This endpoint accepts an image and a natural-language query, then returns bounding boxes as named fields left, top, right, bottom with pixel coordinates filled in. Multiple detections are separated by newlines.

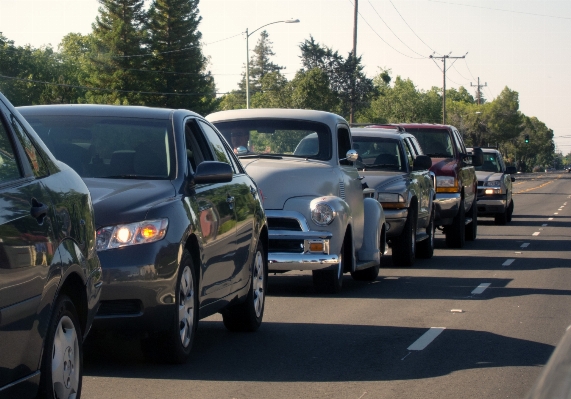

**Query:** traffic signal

left=524, top=134, right=530, bottom=143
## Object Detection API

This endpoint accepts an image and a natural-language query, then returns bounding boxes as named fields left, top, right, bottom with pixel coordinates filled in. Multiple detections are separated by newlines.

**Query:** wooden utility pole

left=471, top=77, right=487, bottom=105
left=350, top=0, right=358, bottom=124
left=430, top=53, right=466, bottom=124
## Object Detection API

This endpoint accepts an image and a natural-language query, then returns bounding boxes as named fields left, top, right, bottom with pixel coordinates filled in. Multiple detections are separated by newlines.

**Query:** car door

left=452, top=128, right=476, bottom=209
left=402, top=137, right=426, bottom=225
left=197, top=120, right=256, bottom=293
left=0, top=105, right=56, bottom=388
left=184, top=119, right=238, bottom=305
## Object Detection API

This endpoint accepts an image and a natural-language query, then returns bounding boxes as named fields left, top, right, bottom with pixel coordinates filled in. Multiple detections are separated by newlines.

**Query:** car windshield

left=352, top=136, right=404, bottom=171
left=213, top=119, right=332, bottom=160
left=405, top=128, right=454, bottom=158
left=22, top=114, right=172, bottom=179
left=476, top=153, right=501, bottom=173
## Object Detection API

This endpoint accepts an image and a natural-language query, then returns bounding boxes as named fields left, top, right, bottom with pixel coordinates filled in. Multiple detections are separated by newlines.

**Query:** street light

left=245, top=18, right=299, bottom=109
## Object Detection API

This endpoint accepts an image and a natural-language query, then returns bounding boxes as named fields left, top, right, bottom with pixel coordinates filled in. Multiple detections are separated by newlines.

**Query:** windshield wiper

left=238, top=154, right=283, bottom=160
left=103, top=175, right=162, bottom=179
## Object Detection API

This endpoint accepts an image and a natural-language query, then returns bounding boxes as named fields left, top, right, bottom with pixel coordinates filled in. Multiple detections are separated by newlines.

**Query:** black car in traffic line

left=18, top=104, right=268, bottom=364
left=0, top=94, right=101, bottom=399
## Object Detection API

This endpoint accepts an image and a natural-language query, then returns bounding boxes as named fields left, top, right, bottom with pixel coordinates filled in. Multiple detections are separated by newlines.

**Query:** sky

left=1, top=0, right=571, bottom=153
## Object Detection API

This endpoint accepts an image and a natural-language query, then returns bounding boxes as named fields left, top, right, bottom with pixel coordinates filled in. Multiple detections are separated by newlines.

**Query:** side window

left=453, top=130, right=466, bottom=154
left=198, top=121, right=233, bottom=169
left=0, top=120, right=21, bottom=183
left=185, top=119, right=213, bottom=174
left=10, top=114, right=49, bottom=177
left=338, top=127, right=352, bottom=165
left=409, top=136, right=424, bottom=155
left=402, top=140, right=414, bottom=169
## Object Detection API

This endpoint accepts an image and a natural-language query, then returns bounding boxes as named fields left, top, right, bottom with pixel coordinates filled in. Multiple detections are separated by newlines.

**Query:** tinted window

left=402, top=140, right=414, bottom=169
left=214, top=119, right=332, bottom=161
left=476, top=152, right=502, bottom=173
left=406, top=128, right=454, bottom=158
left=352, top=136, right=404, bottom=171
left=0, top=121, right=21, bottom=182
left=338, top=127, right=352, bottom=165
left=198, top=121, right=232, bottom=166
left=10, top=114, right=49, bottom=177
left=24, top=115, right=172, bottom=179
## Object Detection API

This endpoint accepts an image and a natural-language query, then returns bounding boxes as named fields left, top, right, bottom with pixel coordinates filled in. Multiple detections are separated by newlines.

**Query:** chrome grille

left=267, top=217, right=302, bottom=231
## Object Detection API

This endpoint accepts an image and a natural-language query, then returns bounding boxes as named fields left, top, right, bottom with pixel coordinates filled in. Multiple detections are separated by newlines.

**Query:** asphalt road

left=82, top=172, right=571, bottom=399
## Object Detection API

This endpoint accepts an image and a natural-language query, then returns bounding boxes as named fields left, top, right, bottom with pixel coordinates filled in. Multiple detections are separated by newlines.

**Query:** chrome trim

left=303, top=239, right=330, bottom=254
left=268, top=253, right=340, bottom=271
left=0, top=371, right=40, bottom=393
left=265, top=210, right=310, bottom=232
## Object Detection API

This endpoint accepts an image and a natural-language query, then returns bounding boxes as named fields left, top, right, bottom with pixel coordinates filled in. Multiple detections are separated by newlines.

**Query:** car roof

left=17, top=104, right=199, bottom=119
left=351, top=127, right=411, bottom=140
left=207, top=108, right=348, bottom=126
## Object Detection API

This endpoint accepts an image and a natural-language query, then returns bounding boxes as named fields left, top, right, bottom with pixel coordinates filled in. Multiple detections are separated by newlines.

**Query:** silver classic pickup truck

left=207, top=109, right=386, bottom=294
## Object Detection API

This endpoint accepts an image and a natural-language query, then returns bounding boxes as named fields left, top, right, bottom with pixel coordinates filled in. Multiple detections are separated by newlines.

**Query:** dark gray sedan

left=18, top=105, right=268, bottom=364
left=352, top=127, right=435, bottom=266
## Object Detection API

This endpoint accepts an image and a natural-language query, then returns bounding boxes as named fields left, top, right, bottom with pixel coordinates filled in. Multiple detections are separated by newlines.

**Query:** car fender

left=358, top=198, right=385, bottom=263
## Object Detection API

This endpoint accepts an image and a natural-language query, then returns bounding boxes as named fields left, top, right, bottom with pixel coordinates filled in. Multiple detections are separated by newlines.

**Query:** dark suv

left=377, top=124, right=482, bottom=248
left=0, top=94, right=101, bottom=399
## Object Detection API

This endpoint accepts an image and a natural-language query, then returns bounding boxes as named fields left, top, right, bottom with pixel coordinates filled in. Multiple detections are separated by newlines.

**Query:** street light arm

left=247, top=19, right=299, bottom=37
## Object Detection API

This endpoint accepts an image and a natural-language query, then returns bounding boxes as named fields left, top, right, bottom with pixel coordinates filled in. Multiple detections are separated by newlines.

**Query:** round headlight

left=311, top=203, right=335, bottom=225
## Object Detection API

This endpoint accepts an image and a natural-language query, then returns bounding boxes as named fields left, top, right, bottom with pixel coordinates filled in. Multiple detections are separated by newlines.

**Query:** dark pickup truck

left=378, top=124, right=483, bottom=248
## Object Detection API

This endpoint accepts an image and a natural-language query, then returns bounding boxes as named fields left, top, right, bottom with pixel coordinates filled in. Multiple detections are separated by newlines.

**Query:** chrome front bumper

left=477, top=195, right=507, bottom=215
left=268, top=229, right=338, bottom=271
left=434, top=193, right=461, bottom=223
left=384, top=208, right=408, bottom=238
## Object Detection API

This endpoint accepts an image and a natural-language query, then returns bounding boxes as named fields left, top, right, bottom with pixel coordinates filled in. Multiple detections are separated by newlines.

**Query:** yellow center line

left=513, top=174, right=562, bottom=195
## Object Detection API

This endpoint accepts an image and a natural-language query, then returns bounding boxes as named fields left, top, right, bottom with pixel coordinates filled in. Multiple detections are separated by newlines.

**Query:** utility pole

left=430, top=53, right=467, bottom=124
left=471, top=77, right=487, bottom=105
left=350, top=0, right=358, bottom=124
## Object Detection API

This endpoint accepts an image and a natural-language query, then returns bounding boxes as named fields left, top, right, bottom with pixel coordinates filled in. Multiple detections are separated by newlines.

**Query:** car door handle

left=30, top=198, right=48, bottom=220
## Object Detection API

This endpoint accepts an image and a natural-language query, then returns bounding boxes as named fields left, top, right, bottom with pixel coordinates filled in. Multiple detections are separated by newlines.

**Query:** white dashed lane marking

left=549, top=218, right=554, bottom=221
left=533, top=232, right=541, bottom=236
left=503, top=259, right=515, bottom=266
left=521, top=243, right=530, bottom=248
left=408, top=327, right=446, bottom=351
left=472, top=283, right=491, bottom=295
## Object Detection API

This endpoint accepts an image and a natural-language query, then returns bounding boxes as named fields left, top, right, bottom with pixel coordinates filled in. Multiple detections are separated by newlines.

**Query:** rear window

left=213, top=119, right=332, bottom=161
left=405, top=128, right=454, bottom=158
left=23, top=114, right=173, bottom=179
left=476, top=152, right=502, bottom=173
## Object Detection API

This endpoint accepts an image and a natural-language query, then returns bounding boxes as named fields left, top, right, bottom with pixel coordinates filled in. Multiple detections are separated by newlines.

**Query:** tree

left=82, top=0, right=148, bottom=105
left=250, top=71, right=290, bottom=109
left=288, top=68, right=338, bottom=111
left=145, top=0, right=216, bottom=114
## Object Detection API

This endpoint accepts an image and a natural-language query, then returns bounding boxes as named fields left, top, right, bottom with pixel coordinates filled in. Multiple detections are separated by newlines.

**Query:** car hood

left=240, top=157, right=338, bottom=210
left=359, top=171, right=406, bottom=192
left=475, top=171, right=503, bottom=183
left=83, top=178, right=176, bottom=228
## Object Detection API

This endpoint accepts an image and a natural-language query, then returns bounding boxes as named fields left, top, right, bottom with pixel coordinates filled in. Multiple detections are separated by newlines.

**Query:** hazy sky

left=1, top=0, right=570, bottom=152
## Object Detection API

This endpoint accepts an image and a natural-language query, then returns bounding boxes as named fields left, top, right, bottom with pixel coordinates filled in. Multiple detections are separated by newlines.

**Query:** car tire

left=495, top=207, right=508, bottom=225
left=465, top=201, right=477, bottom=241
left=445, top=200, right=466, bottom=248
left=38, top=294, right=83, bottom=399
left=222, top=240, right=267, bottom=332
left=350, top=264, right=380, bottom=281
left=142, top=250, right=197, bottom=364
left=506, top=199, right=514, bottom=223
left=392, top=206, right=417, bottom=267
left=416, top=206, right=435, bottom=259
left=313, top=244, right=344, bottom=294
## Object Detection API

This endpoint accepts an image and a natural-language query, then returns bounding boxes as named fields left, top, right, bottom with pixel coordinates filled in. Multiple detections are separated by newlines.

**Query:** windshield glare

left=476, top=153, right=501, bottom=173
left=213, top=119, right=332, bottom=160
left=406, top=128, right=454, bottom=158
left=352, top=137, right=404, bottom=171
left=23, top=115, right=172, bottom=179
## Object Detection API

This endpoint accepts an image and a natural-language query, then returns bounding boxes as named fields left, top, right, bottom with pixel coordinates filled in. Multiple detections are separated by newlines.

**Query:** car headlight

left=436, top=176, right=459, bottom=193
left=311, top=203, right=336, bottom=225
left=484, top=180, right=501, bottom=187
left=96, top=218, right=168, bottom=251
left=378, top=193, right=406, bottom=209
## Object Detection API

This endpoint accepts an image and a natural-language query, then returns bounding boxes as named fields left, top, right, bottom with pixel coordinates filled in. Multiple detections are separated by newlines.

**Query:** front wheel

left=465, top=201, right=477, bottom=241
left=39, top=295, right=83, bottom=399
left=392, top=206, right=417, bottom=266
left=313, top=244, right=344, bottom=294
left=416, top=206, right=435, bottom=259
left=222, top=240, right=267, bottom=332
left=445, top=200, right=466, bottom=248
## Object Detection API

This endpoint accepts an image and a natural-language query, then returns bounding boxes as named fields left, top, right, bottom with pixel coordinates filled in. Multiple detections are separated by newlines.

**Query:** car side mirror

left=469, top=147, right=484, bottom=167
left=413, top=155, right=432, bottom=171
left=342, top=149, right=359, bottom=163
left=235, top=146, right=248, bottom=155
left=192, top=161, right=232, bottom=184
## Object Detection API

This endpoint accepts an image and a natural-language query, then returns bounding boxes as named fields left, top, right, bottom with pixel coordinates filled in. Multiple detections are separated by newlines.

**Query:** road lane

left=82, top=173, right=571, bottom=399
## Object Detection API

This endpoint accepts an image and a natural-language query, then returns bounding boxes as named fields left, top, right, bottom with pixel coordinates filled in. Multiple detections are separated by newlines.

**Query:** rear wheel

left=222, top=240, right=267, bottom=332
left=465, top=201, right=477, bottom=241
left=313, top=244, right=344, bottom=294
left=392, top=206, right=417, bottom=266
left=445, top=200, right=466, bottom=248
left=416, top=206, right=435, bottom=259
left=39, top=295, right=83, bottom=399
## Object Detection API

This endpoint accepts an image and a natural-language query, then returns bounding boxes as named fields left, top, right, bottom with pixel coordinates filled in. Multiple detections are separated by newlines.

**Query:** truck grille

left=269, top=239, right=304, bottom=253
left=267, top=217, right=302, bottom=231
left=96, top=299, right=142, bottom=317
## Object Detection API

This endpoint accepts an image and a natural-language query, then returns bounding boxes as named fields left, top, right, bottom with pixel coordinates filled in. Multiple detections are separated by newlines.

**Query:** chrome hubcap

left=52, top=315, right=79, bottom=399
left=179, top=266, right=194, bottom=348
left=253, top=251, right=265, bottom=318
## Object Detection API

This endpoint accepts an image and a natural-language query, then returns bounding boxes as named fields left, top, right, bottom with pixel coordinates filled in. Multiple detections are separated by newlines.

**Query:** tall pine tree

left=145, top=0, right=216, bottom=113
left=83, top=0, right=147, bottom=105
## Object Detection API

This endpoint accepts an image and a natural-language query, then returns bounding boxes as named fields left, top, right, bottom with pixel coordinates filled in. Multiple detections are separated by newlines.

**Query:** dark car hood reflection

left=84, top=178, right=176, bottom=228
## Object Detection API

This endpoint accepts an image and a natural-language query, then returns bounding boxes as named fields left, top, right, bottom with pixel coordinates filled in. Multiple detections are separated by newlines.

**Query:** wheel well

left=380, top=223, right=387, bottom=255
left=58, top=273, right=88, bottom=335
left=259, top=225, right=268, bottom=255
left=343, top=227, right=353, bottom=273
left=184, top=234, right=201, bottom=284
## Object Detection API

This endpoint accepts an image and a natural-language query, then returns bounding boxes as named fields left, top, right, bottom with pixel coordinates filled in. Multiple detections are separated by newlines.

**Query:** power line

left=427, top=0, right=571, bottom=20
left=451, top=64, right=470, bottom=82
left=389, top=0, right=441, bottom=55
left=471, top=77, right=487, bottom=105
left=430, top=53, right=467, bottom=123
left=367, top=0, right=427, bottom=58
